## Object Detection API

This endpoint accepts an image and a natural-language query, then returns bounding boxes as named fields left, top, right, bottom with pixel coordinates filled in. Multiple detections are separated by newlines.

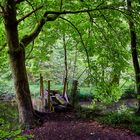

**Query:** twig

left=95, top=1, right=105, bottom=9
left=60, top=0, right=63, bottom=11
left=17, top=5, right=43, bottom=23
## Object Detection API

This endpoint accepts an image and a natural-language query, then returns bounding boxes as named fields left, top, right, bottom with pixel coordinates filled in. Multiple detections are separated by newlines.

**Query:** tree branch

left=44, top=5, right=124, bottom=16
left=20, top=14, right=59, bottom=47
left=44, top=9, right=101, bottom=16
left=17, top=5, right=43, bottom=23
left=60, top=0, right=63, bottom=11
left=25, top=0, right=39, bottom=22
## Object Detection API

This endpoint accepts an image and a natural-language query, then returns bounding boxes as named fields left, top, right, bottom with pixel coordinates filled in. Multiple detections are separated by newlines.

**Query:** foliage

left=94, top=84, right=123, bottom=103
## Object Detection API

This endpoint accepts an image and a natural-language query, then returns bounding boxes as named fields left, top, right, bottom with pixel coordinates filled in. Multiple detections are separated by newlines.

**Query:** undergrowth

left=0, top=102, right=33, bottom=140
left=96, top=105, right=140, bottom=134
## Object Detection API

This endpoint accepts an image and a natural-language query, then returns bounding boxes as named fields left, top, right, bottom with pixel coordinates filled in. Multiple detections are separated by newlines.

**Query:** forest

left=1, top=0, right=140, bottom=139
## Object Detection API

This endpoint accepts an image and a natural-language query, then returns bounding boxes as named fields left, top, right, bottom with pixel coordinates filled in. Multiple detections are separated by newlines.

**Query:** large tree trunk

left=3, top=0, right=37, bottom=127
left=127, top=0, right=140, bottom=113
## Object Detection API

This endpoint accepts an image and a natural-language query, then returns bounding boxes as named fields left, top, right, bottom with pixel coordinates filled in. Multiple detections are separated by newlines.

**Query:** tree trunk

left=62, top=34, right=69, bottom=102
left=127, top=0, right=140, bottom=113
left=3, top=0, right=37, bottom=127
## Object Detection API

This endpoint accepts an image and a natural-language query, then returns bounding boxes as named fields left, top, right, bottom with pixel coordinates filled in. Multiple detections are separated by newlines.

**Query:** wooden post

left=71, top=80, right=78, bottom=107
left=40, top=74, right=45, bottom=110
left=48, top=80, right=51, bottom=111
left=40, top=74, right=44, bottom=98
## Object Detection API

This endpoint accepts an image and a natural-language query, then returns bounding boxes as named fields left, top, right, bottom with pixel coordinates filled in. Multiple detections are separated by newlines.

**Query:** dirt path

left=25, top=112, right=140, bottom=140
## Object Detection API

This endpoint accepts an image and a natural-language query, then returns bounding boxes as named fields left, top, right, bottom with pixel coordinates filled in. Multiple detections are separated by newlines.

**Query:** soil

left=25, top=111, right=140, bottom=140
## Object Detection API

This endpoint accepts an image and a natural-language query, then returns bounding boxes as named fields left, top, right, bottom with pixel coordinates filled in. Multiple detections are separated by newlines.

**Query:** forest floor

left=25, top=111, right=140, bottom=140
